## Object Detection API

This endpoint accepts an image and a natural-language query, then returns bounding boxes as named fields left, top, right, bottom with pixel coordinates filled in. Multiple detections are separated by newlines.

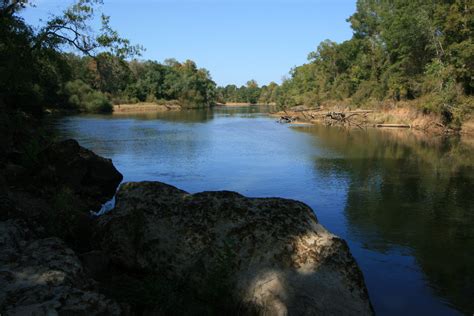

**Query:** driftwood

left=323, top=111, right=369, bottom=129
left=276, top=108, right=374, bottom=127
left=276, top=109, right=298, bottom=123
left=348, top=110, right=374, bottom=113
left=326, top=112, right=346, bottom=121
left=375, top=124, right=411, bottom=128
left=278, top=115, right=297, bottom=123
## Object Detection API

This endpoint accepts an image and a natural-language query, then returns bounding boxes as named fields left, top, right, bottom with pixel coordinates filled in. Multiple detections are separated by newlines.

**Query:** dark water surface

left=56, top=106, right=474, bottom=315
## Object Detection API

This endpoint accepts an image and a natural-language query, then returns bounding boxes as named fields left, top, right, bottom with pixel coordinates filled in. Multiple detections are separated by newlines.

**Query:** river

left=55, top=105, right=474, bottom=315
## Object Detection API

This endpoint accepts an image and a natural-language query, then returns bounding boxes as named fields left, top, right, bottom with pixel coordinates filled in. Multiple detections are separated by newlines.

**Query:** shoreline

left=271, top=105, right=474, bottom=137
left=215, top=102, right=254, bottom=107
left=113, top=102, right=182, bottom=114
left=215, top=102, right=275, bottom=107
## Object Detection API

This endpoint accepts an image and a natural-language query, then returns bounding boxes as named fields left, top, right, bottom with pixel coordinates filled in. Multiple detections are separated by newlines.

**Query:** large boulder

left=99, top=181, right=374, bottom=315
left=39, top=139, right=123, bottom=211
left=0, top=219, right=121, bottom=315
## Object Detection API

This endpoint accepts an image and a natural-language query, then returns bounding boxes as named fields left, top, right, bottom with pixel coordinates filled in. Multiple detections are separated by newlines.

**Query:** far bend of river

left=55, top=105, right=474, bottom=315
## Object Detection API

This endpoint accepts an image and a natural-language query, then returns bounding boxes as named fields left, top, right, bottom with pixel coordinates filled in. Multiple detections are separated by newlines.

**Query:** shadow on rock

left=97, top=181, right=374, bottom=315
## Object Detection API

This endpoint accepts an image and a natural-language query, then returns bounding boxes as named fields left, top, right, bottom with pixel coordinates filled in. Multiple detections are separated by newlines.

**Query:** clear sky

left=22, top=0, right=356, bottom=87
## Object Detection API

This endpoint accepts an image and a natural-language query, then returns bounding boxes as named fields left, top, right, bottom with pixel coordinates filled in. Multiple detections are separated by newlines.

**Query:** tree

left=245, top=80, right=260, bottom=104
left=275, top=0, right=473, bottom=123
left=34, top=0, right=142, bottom=58
left=64, top=79, right=112, bottom=113
left=0, top=0, right=141, bottom=114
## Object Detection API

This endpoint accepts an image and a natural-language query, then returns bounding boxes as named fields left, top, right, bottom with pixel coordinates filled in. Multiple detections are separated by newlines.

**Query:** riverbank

left=113, top=101, right=182, bottom=113
left=215, top=102, right=276, bottom=107
left=0, top=136, right=374, bottom=314
left=272, top=102, right=474, bottom=136
left=215, top=102, right=254, bottom=107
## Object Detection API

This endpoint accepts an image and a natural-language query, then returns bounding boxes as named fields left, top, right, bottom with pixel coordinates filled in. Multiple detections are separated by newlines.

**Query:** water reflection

left=295, top=125, right=474, bottom=315
left=108, top=107, right=215, bottom=123
left=77, top=105, right=274, bottom=124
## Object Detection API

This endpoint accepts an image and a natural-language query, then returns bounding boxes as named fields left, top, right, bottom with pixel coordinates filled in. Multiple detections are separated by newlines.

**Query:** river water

left=55, top=105, right=473, bottom=315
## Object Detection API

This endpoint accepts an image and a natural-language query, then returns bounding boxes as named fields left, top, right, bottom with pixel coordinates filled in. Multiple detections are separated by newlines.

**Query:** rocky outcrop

left=39, top=139, right=123, bottom=211
left=0, top=219, right=121, bottom=315
left=99, top=181, right=374, bottom=315
left=0, top=139, right=125, bottom=314
left=0, top=139, right=123, bottom=252
left=1, top=137, right=374, bottom=314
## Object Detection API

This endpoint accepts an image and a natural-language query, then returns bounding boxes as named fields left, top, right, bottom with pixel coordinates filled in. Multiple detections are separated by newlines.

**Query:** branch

left=0, top=0, right=28, bottom=17
left=35, top=30, right=97, bottom=56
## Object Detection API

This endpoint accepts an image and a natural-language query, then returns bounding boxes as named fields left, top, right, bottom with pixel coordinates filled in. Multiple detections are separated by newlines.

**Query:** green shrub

left=86, top=90, right=112, bottom=113
left=64, top=80, right=112, bottom=113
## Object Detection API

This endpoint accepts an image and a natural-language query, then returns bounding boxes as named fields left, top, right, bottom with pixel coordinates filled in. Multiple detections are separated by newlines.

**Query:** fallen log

left=375, top=123, right=411, bottom=128
left=278, top=115, right=297, bottom=123
left=347, top=109, right=374, bottom=113
left=326, top=112, right=346, bottom=120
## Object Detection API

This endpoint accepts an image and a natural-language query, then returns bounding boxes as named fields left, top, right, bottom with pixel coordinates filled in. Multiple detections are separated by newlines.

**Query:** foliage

left=0, top=0, right=218, bottom=113
left=34, top=0, right=143, bottom=58
left=275, top=0, right=473, bottom=124
left=94, top=59, right=218, bottom=108
left=64, top=79, right=112, bottom=113
left=0, top=0, right=140, bottom=115
left=217, top=80, right=279, bottom=105
left=2, top=0, right=472, bottom=121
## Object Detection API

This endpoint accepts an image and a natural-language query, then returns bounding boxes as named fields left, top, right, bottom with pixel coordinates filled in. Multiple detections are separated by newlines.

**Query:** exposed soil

left=113, top=102, right=181, bottom=113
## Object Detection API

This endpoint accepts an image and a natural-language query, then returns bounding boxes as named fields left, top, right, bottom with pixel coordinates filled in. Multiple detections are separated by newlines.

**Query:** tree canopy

left=1, top=0, right=472, bottom=120
left=274, top=0, right=473, bottom=125
left=0, top=0, right=215, bottom=113
left=216, top=80, right=280, bottom=105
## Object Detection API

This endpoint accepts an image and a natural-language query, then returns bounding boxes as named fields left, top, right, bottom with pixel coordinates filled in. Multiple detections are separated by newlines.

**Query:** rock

left=40, top=139, right=123, bottom=211
left=0, top=219, right=121, bottom=315
left=79, top=250, right=110, bottom=280
left=3, top=164, right=28, bottom=184
left=0, top=139, right=123, bottom=253
left=99, top=181, right=374, bottom=315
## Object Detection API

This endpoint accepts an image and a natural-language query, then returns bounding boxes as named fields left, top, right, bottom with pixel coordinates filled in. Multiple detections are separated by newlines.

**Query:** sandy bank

left=215, top=102, right=255, bottom=107
left=113, top=102, right=181, bottom=114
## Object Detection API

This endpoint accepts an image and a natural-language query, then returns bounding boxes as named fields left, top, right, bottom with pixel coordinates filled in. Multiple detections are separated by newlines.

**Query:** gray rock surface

left=0, top=219, right=121, bottom=315
left=99, top=181, right=374, bottom=315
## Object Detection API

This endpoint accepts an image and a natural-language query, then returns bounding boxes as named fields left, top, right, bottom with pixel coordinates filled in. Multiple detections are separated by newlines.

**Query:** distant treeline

left=66, top=56, right=216, bottom=110
left=216, top=81, right=279, bottom=105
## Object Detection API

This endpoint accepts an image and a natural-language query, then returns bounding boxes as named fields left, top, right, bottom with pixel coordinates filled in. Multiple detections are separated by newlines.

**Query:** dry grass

left=272, top=101, right=451, bottom=135
left=461, top=116, right=474, bottom=135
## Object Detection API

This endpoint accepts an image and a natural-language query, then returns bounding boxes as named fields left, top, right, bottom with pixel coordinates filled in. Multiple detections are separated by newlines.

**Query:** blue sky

left=22, top=0, right=356, bottom=86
